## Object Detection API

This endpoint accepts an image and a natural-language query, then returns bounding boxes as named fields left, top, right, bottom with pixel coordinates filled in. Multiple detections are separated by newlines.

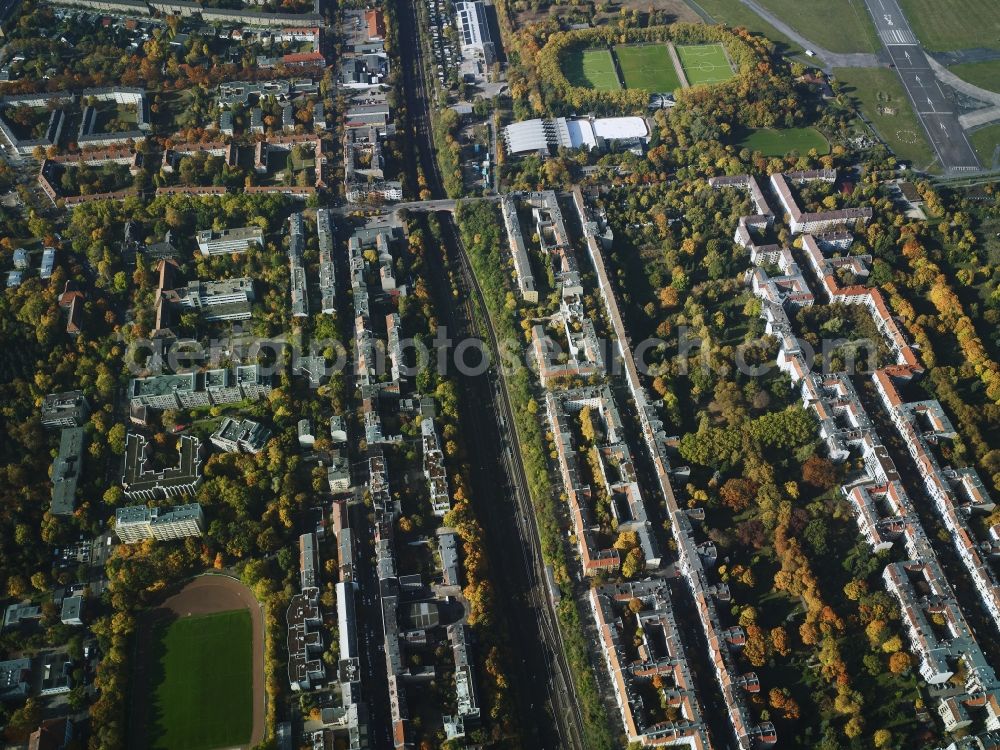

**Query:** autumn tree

left=802, top=455, right=837, bottom=489
left=744, top=623, right=768, bottom=667
left=770, top=626, right=791, bottom=657
left=888, top=651, right=911, bottom=675
left=620, top=547, right=644, bottom=579
left=719, top=477, right=757, bottom=512
left=873, top=729, right=892, bottom=748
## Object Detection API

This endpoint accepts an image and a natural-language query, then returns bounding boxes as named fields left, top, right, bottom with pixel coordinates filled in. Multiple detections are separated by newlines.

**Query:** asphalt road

left=861, top=0, right=981, bottom=171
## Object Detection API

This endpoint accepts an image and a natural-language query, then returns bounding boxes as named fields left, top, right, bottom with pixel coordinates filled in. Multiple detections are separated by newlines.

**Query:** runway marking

left=880, top=29, right=917, bottom=45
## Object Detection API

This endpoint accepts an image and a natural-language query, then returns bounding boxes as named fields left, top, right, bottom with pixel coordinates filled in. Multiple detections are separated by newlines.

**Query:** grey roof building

left=210, top=417, right=271, bottom=454
left=129, top=364, right=272, bottom=410
left=166, top=277, right=255, bottom=321
left=288, top=213, right=308, bottom=317
left=51, top=427, right=86, bottom=516
left=0, top=658, right=31, bottom=700
left=438, top=531, right=460, bottom=587
left=41, top=391, right=90, bottom=429
left=298, top=418, right=314, bottom=448
left=443, top=622, right=480, bottom=739
left=317, top=208, right=336, bottom=314
left=60, top=595, right=83, bottom=626
left=121, top=434, right=203, bottom=501
left=196, top=226, right=263, bottom=256
left=40, top=247, right=55, bottom=279
left=2, top=602, right=41, bottom=631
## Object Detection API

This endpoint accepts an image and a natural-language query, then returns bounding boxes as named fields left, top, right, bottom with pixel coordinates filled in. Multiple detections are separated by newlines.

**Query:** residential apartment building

left=442, top=623, right=480, bottom=740
left=500, top=195, right=537, bottom=302
left=128, top=364, right=272, bottom=409
left=317, top=208, right=336, bottom=314
left=210, top=417, right=272, bottom=454
left=288, top=213, right=308, bottom=317
left=114, top=503, right=205, bottom=543
left=41, top=390, right=90, bottom=429
left=574, top=185, right=773, bottom=749
left=195, top=226, right=264, bottom=255
left=121, top=433, right=203, bottom=501
left=770, top=171, right=872, bottom=234
left=421, top=418, right=450, bottom=516
left=167, top=278, right=255, bottom=321
left=51, top=427, right=85, bottom=516
left=591, top=581, right=713, bottom=749
left=288, top=586, right=325, bottom=690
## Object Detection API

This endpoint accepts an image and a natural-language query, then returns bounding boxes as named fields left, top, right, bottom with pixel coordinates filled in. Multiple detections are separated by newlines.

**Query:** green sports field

left=563, top=47, right=621, bottom=90
left=738, top=127, right=831, bottom=156
left=614, top=44, right=681, bottom=92
left=676, top=44, right=734, bottom=85
left=149, top=610, right=252, bottom=750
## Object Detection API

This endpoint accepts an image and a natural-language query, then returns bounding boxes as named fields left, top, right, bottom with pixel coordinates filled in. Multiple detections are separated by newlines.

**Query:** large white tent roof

left=593, top=116, right=648, bottom=141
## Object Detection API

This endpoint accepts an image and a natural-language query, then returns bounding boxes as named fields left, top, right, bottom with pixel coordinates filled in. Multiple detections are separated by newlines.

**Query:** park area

left=676, top=43, right=735, bottom=85
left=563, top=47, right=621, bottom=90
left=737, top=127, right=830, bottom=156
left=614, top=44, right=681, bottom=92
left=899, top=0, right=1000, bottom=51
left=129, top=576, right=264, bottom=750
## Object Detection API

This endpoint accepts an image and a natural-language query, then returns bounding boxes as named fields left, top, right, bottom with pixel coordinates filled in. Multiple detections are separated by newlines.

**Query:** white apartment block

left=421, top=418, right=450, bottom=516
left=196, top=226, right=264, bottom=255
left=114, top=503, right=205, bottom=543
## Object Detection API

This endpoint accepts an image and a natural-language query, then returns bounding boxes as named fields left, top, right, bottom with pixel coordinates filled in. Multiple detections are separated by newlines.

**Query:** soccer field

left=614, top=44, right=681, bottom=92
left=149, top=610, right=252, bottom=750
left=563, top=47, right=621, bottom=90
left=676, top=44, right=734, bottom=86
left=738, top=127, right=831, bottom=156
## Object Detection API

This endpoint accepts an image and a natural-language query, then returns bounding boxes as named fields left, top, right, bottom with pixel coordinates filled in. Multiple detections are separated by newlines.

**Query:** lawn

left=833, top=67, right=936, bottom=169
left=899, top=0, right=1000, bottom=51
left=738, top=127, right=831, bottom=156
left=614, top=44, right=681, bottom=92
left=562, top=47, right=621, bottom=90
left=676, top=43, right=735, bottom=85
left=756, top=0, right=879, bottom=53
left=149, top=610, right=252, bottom=750
left=948, top=60, right=1000, bottom=93
left=969, top=124, right=1000, bottom=168
left=692, top=0, right=804, bottom=55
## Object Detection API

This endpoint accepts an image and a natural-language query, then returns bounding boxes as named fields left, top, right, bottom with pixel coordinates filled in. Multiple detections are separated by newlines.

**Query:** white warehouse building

left=455, top=1, right=495, bottom=67
left=502, top=116, right=649, bottom=157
